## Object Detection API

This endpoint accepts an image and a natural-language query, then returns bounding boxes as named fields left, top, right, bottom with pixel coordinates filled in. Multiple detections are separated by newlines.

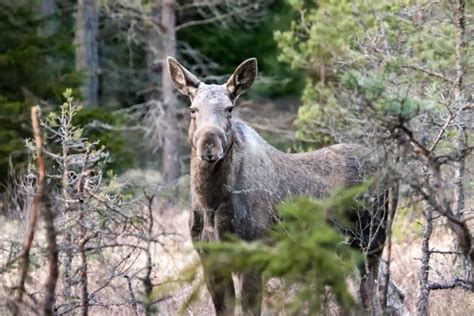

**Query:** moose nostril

left=206, top=154, right=214, bottom=160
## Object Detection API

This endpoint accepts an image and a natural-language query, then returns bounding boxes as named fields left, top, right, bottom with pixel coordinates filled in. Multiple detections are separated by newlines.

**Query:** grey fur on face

left=168, top=57, right=257, bottom=163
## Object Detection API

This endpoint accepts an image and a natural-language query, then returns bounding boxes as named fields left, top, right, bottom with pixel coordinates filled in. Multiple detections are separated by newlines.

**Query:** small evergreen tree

left=275, top=1, right=473, bottom=313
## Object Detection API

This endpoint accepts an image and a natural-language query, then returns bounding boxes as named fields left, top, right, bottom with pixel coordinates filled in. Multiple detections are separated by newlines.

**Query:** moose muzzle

left=194, top=126, right=227, bottom=163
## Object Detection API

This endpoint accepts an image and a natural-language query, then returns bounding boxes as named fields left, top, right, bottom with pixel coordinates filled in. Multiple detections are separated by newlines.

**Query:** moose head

left=167, top=57, right=257, bottom=163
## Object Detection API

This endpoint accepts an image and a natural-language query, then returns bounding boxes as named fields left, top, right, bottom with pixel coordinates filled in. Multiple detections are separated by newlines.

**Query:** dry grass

left=1, top=200, right=473, bottom=315
left=0, top=202, right=214, bottom=315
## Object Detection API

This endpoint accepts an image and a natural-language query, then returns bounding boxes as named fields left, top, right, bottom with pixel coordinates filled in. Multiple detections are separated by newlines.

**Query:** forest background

left=0, top=0, right=473, bottom=315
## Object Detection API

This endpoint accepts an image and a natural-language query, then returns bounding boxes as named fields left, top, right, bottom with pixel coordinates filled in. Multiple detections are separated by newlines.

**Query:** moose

left=167, top=57, right=389, bottom=315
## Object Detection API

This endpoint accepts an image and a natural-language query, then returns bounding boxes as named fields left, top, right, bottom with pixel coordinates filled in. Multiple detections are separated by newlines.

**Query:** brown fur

left=167, top=57, right=387, bottom=315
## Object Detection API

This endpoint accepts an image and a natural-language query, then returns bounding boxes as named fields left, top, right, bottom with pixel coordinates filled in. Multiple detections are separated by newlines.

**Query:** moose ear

left=226, top=58, right=257, bottom=100
left=167, top=57, right=200, bottom=97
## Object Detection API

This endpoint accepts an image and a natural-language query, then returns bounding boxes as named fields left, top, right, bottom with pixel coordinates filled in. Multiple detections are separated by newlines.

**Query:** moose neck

left=190, top=144, right=233, bottom=209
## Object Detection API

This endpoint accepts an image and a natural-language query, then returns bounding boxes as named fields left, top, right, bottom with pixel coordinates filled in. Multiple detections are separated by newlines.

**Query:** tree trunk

left=452, top=0, right=473, bottom=282
left=40, top=0, right=58, bottom=36
left=417, top=201, right=433, bottom=316
left=75, top=0, right=99, bottom=107
left=453, top=0, right=465, bottom=215
left=160, top=0, right=180, bottom=182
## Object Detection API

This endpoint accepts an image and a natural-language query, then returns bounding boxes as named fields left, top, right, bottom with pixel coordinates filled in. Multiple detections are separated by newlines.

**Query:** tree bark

left=160, top=0, right=180, bottom=182
left=40, top=0, right=59, bottom=36
left=40, top=106, right=58, bottom=316
left=42, top=195, right=58, bottom=316
left=417, top=200, right=433, bottom=316
left=452, top=0, right=473, bottom=282
left=453, top=0, right=465, bottom=215
left=75, top=0, right=99, bottom=107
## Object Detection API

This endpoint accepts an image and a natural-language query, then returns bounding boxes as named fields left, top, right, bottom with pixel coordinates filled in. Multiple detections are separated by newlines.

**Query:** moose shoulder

left=167, top=56, right=388, bottom=315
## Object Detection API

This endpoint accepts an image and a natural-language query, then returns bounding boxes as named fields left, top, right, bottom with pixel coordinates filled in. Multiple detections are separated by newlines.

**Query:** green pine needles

left=199, top=184, right=370, bottom=313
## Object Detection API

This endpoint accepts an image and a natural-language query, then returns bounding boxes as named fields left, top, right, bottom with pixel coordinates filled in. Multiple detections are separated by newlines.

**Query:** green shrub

left=197, top=184, right=369, bottom=313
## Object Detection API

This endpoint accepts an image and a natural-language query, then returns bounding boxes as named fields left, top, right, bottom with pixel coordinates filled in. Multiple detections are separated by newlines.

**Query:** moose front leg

left=190, top=206, right=236, bottom=315
left=205, top=203, right=236, bottom=315
left=189, top=209, right=204, bottom=242
left=203, top=266, right=235, bottom=316
left=240, top=270, right=263, bottom=315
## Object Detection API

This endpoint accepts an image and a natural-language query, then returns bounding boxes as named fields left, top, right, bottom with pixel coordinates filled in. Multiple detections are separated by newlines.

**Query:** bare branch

left=401, top=65, right=454, bottom=83
left=429, top=278, right=473, bottom=291
left=176, top=2, right=258, bottom=31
